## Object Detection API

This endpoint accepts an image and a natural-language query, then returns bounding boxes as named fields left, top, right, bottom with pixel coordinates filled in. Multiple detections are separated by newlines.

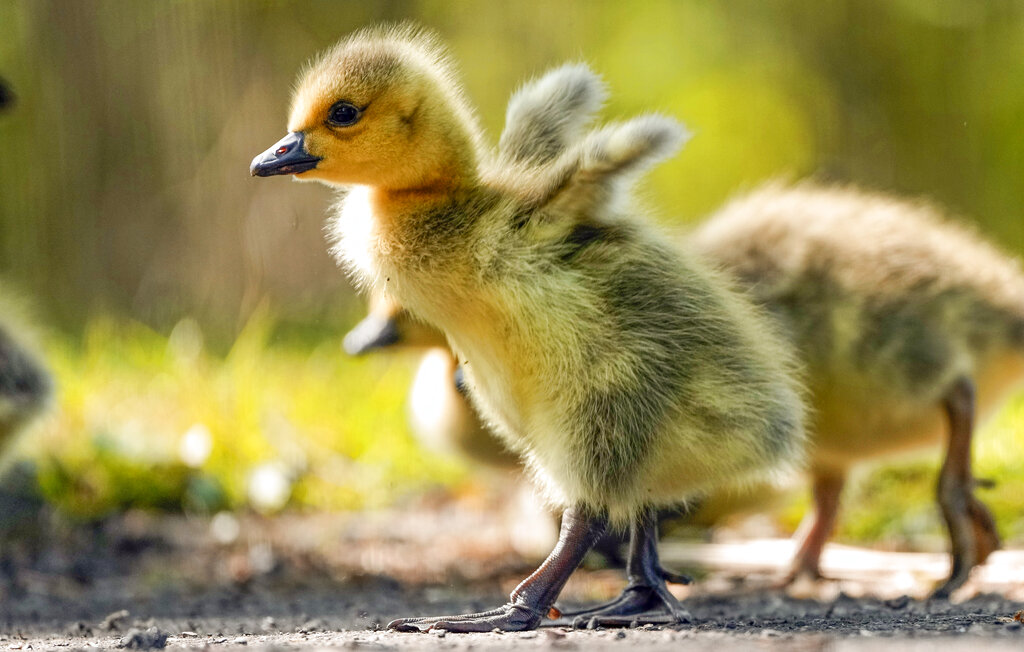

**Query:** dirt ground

left=1, top=501, right=1023, bottom=651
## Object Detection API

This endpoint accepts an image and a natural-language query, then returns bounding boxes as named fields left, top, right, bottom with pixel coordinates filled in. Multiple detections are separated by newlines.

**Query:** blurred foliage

left=20, top=312, right=465, bottom=520
left=1, top=1, right=1024, bottom=544
left=2, top=0, right=1023, bottom=336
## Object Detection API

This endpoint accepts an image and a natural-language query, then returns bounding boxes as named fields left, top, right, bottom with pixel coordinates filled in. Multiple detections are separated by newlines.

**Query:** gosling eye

left=327, top=101, right=362, bottom=127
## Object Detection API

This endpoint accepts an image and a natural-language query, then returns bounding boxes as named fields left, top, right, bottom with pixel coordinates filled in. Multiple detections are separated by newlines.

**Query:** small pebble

left=118, top=627, right=168, bottom=650
left=100, top=610, right=131, bottom=632
left=297, top=618, right=325, bottom=633
left=232, top=637, right=247, bottom=645
left=884, top=596, right=910, bottom=610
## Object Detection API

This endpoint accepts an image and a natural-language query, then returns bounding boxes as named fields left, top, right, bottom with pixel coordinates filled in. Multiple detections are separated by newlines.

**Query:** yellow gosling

left=251, top=26, right=804, bottom=630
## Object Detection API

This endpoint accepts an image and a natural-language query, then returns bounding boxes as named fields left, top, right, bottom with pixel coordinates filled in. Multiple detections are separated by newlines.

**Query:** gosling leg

left=388, top=506, right=607, bottom=632
left=556, top=507, right=692, bottom=628
left=932, top=377, right=1000, bottom=599
left=787, top=471, right=845, bottom=583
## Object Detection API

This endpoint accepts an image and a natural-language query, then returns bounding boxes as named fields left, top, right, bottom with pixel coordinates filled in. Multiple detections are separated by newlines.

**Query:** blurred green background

left=1, top=0, right=1023, bottom=547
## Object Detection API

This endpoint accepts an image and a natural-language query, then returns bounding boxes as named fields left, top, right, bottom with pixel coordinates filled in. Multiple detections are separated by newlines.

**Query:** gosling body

left=252, top=27, right=804, bottom=630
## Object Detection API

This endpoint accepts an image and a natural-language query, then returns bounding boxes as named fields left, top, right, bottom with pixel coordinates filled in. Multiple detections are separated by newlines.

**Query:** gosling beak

left=250, top=131, right=320, bottom=177
left=343, top=314, right=401, bottom=356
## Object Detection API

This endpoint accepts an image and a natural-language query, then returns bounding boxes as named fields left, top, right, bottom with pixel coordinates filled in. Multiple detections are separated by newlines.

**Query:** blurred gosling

left=251, top=26, right=804, bottom=630
left=693, top=183, right=1024, bottom=597
left=0, top=306, right=51, bottom=455
left=344, top=294, right=518, bottom=469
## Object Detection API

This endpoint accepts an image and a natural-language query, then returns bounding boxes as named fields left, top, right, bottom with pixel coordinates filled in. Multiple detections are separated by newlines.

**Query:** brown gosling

left=692, top=183, right=1024, bottom=597
left=250, top=26, right=804, bottom=631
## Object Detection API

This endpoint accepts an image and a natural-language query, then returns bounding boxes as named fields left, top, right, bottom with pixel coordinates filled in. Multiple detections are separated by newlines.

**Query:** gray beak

left=250, top=131, right=320, bottom=177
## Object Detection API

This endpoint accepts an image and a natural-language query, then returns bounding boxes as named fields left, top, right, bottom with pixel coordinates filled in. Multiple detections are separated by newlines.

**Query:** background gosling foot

left=387, top=507, right=607, bottom=633
left=932, top=377, right=1001, bottom=599
left=782, top=472, right=844, bottom=589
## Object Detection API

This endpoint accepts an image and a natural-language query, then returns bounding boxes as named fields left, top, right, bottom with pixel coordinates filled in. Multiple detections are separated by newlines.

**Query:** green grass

left=14, top=313, right=1024, bottom=548
left=19, top=311, right=467, bottom=520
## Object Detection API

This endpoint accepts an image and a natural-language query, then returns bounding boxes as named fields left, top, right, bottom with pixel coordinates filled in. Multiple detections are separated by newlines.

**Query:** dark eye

left=328, top=101, right=362, bottom=127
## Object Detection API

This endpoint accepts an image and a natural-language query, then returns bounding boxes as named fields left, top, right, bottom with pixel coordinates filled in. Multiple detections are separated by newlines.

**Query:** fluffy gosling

left=693, top=184, right=1024, bottom=597
left=251, top=26, right=804, bottom=631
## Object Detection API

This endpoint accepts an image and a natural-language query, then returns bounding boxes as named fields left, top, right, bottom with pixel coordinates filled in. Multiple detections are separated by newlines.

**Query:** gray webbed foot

left=554, top=507, right=693, bottom=629
left=388, top=604, right=542, bottom=632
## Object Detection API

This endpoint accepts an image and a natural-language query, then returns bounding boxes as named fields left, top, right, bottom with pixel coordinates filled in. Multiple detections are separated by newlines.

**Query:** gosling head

left=250, top=25, right=483, bottom=191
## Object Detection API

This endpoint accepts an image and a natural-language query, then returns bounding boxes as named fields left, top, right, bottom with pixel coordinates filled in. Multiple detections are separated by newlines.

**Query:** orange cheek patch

left=301, top=129, right=331, bottom=159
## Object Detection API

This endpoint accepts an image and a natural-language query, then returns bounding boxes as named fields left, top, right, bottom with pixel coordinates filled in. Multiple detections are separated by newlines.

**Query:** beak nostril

left=252, top=132, right=318, bottom=177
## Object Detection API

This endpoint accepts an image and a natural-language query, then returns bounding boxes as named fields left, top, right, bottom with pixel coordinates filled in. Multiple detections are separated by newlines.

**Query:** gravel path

left=1, top=509, right=1022, bottom=650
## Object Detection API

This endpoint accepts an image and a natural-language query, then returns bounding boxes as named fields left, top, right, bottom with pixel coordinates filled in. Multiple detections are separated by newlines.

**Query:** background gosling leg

left=558, top=507, right=692, bottom=628
left=388, top=507, right=607, bottom=632
left=787, top=472, right=845, bottom=584
left=933, top=377, right=1000, bottom=599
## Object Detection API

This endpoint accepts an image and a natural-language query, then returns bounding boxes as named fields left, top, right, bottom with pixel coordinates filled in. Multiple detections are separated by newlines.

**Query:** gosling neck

left=370, top=139, right=483, bottom=226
